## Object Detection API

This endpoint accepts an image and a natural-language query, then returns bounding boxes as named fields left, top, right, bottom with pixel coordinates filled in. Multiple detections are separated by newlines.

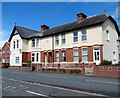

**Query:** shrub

left=2, top=64, right=9, bottom=68
left=42, top=68, right=57, bottom=72
left=70, top=69, right=81, bottom=74
left=100, top=60, right=112, bottom=65
left=59, top=69, right=66, bottom=73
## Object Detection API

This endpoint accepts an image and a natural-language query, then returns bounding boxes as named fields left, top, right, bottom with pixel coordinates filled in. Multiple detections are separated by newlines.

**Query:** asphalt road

left=2, top=68, right=120, bottom=97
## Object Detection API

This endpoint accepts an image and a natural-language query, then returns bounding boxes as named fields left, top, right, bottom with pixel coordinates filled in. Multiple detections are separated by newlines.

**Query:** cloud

left=0, top=31, right=8, bottom=49
left=111, top=5, right=120, bottom=19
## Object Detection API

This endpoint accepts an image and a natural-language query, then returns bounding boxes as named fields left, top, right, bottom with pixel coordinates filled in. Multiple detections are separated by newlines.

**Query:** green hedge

left=100, top=60, right=112, bottom=65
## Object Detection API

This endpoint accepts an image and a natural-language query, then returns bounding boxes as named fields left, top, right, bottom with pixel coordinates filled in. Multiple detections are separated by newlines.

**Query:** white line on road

left=86, top=80, right=120, bottom=85
left=3, top=77, right=109, bottom=97
left=37, top=74, right=67, bottom=79
left=26, top=90, right=49, bottom=97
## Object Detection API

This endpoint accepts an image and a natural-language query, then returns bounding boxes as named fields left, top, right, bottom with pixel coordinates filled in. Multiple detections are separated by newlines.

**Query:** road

left=2, top=68, right=120, bottom=97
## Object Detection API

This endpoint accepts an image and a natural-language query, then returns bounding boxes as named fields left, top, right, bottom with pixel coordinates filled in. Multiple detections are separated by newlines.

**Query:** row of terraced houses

left=1, top=13, right=120, bottom=68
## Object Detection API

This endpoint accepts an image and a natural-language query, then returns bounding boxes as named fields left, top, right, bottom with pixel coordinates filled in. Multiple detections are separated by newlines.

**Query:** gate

left=85, top=66, right=93, bottom=75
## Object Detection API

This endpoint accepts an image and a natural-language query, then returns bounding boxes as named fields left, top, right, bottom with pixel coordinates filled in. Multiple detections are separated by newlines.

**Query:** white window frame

left=55, top=35, right=59, bottom=45
left=32, top=39, right=40, bottom=48
left=73, top=49, right=79, bottom=62
left=31, top=52, right=40, bottom=63
left=15, top=57, right=20, bottom=64
left=73, top=32, right=78, bottom=42
left=82, top=48, right=88, bottom=63
left=82, top=29, right=87, bottom=41
left=61, top=33, right=66, bottom=44
left=62, top=50, right=66, bottom=62
left=56, top=51, right=59, bottom=62
left=13, top=41, right=15, bottom=49
left=17, top=40, right=19, bottom=48
left=2, top=58, right=5, bottom=63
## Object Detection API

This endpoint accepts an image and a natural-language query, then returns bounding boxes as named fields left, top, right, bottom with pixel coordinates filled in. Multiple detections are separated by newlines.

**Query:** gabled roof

left=8, top=13, right=120, bottom=42
left=2, top=42, right=10, bottom=49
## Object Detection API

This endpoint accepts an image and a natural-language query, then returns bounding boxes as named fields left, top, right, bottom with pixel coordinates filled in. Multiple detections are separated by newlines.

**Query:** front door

left=93, top=47, right=100, bottom=65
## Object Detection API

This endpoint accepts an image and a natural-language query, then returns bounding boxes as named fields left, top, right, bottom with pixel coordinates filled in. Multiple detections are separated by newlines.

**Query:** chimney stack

left=77, top=13, right=87, bottom=21
left=41, top=25, right=49, bottom=32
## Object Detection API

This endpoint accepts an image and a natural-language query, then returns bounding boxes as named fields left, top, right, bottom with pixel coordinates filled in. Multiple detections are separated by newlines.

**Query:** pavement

left=2, top=68, right=120, bottom=97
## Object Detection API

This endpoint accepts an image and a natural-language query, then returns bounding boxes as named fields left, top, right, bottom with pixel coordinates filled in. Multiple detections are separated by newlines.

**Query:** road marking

left=86, top=80, right=120, bottom=85
left=11, top=72, right=27, bottom=75
left=2, top=77, right=109, bottom=97
left=37, top=74, right=67, bottom=79
left=26, top=90, right=49, bottom=97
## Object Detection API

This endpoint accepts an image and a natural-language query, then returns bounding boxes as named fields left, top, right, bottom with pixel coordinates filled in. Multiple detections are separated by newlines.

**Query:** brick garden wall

left=93, top=65, right=120, bottom=78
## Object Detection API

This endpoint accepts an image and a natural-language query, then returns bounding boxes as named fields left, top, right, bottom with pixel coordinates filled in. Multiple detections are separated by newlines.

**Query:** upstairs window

left=55, top=35, right=59, bottom=45
left=74, top=49, right=79, bottom=62
left=62, top=50, right=66, bottom=62
left=73, top=32, right=78, bottom=42
left=32, top=39, right=35, bottom=47
left=36, top=39, right=39, bottom=47
left=56, top=51, right=59, bottom=62
left=61, top=33, right=66, bottom=44
left=13, top=41, right=15, bottom=49
left=82, top=30, right=87, bottom=41
left=106, top=30, right=110, bottom=41
left=17, top=40, right=19, bottom=48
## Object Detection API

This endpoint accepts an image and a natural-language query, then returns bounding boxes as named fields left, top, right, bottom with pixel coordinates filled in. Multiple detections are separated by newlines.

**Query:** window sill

left=73, top=42, right=78, bottom=44
left=82, top=41, right=87, bottom=43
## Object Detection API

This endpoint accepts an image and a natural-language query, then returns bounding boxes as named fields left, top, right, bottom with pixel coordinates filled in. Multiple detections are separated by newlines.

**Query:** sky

left=1, top=2, right=120, bottom=49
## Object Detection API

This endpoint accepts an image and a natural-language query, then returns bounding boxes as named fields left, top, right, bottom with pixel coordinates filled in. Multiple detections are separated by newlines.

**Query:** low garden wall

left=93, top=65, right=120, bottom=78
left=8, top=67, right=32, bottom=72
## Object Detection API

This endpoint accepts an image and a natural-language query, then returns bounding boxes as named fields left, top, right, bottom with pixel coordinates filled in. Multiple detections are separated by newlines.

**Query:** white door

left=93, top=47, right=100, bottom=65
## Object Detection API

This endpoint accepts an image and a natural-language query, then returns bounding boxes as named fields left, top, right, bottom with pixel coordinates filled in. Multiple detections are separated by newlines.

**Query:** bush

left=70, top=69, right=81, bottom=74
left=100, top=60, right=112, bottom=65
left=42, top=68, right=57, bottom=72
left=26, top=60, right=31, bottom=64
left=2, top=64, right=9, bottom=68
left=59, top=69, right=66, bottom=73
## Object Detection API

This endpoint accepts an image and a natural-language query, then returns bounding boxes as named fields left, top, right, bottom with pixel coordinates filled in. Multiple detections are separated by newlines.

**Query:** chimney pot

left=41, top=25, right=49, bottom=32
left=77, top=13, right=87, bottom=21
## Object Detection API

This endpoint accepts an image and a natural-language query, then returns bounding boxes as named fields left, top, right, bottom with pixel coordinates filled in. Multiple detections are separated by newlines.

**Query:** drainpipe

left=52, top=36, right=54, bottom=66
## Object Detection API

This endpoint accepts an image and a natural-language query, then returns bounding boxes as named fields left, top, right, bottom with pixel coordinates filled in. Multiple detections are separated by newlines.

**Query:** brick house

left=8, top=13, right=120, bottom=67
left=1, top=42, right=10, bottom=66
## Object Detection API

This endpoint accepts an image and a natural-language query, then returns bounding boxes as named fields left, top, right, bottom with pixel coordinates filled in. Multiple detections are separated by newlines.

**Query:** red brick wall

left=88, top=46, right=93, bottom=62
left=66, top=48, right=73, bottom=62
left=100, top=46, right=103, bottom=61
left=40, top=45, right=103, bottom=64
left=79, top=48, right=82, bottom=62
left=41, top=51, right=44, bottom=62
left=22, top=52, right=31, bottom=63
left=94, top=65, right=120, bottom=78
